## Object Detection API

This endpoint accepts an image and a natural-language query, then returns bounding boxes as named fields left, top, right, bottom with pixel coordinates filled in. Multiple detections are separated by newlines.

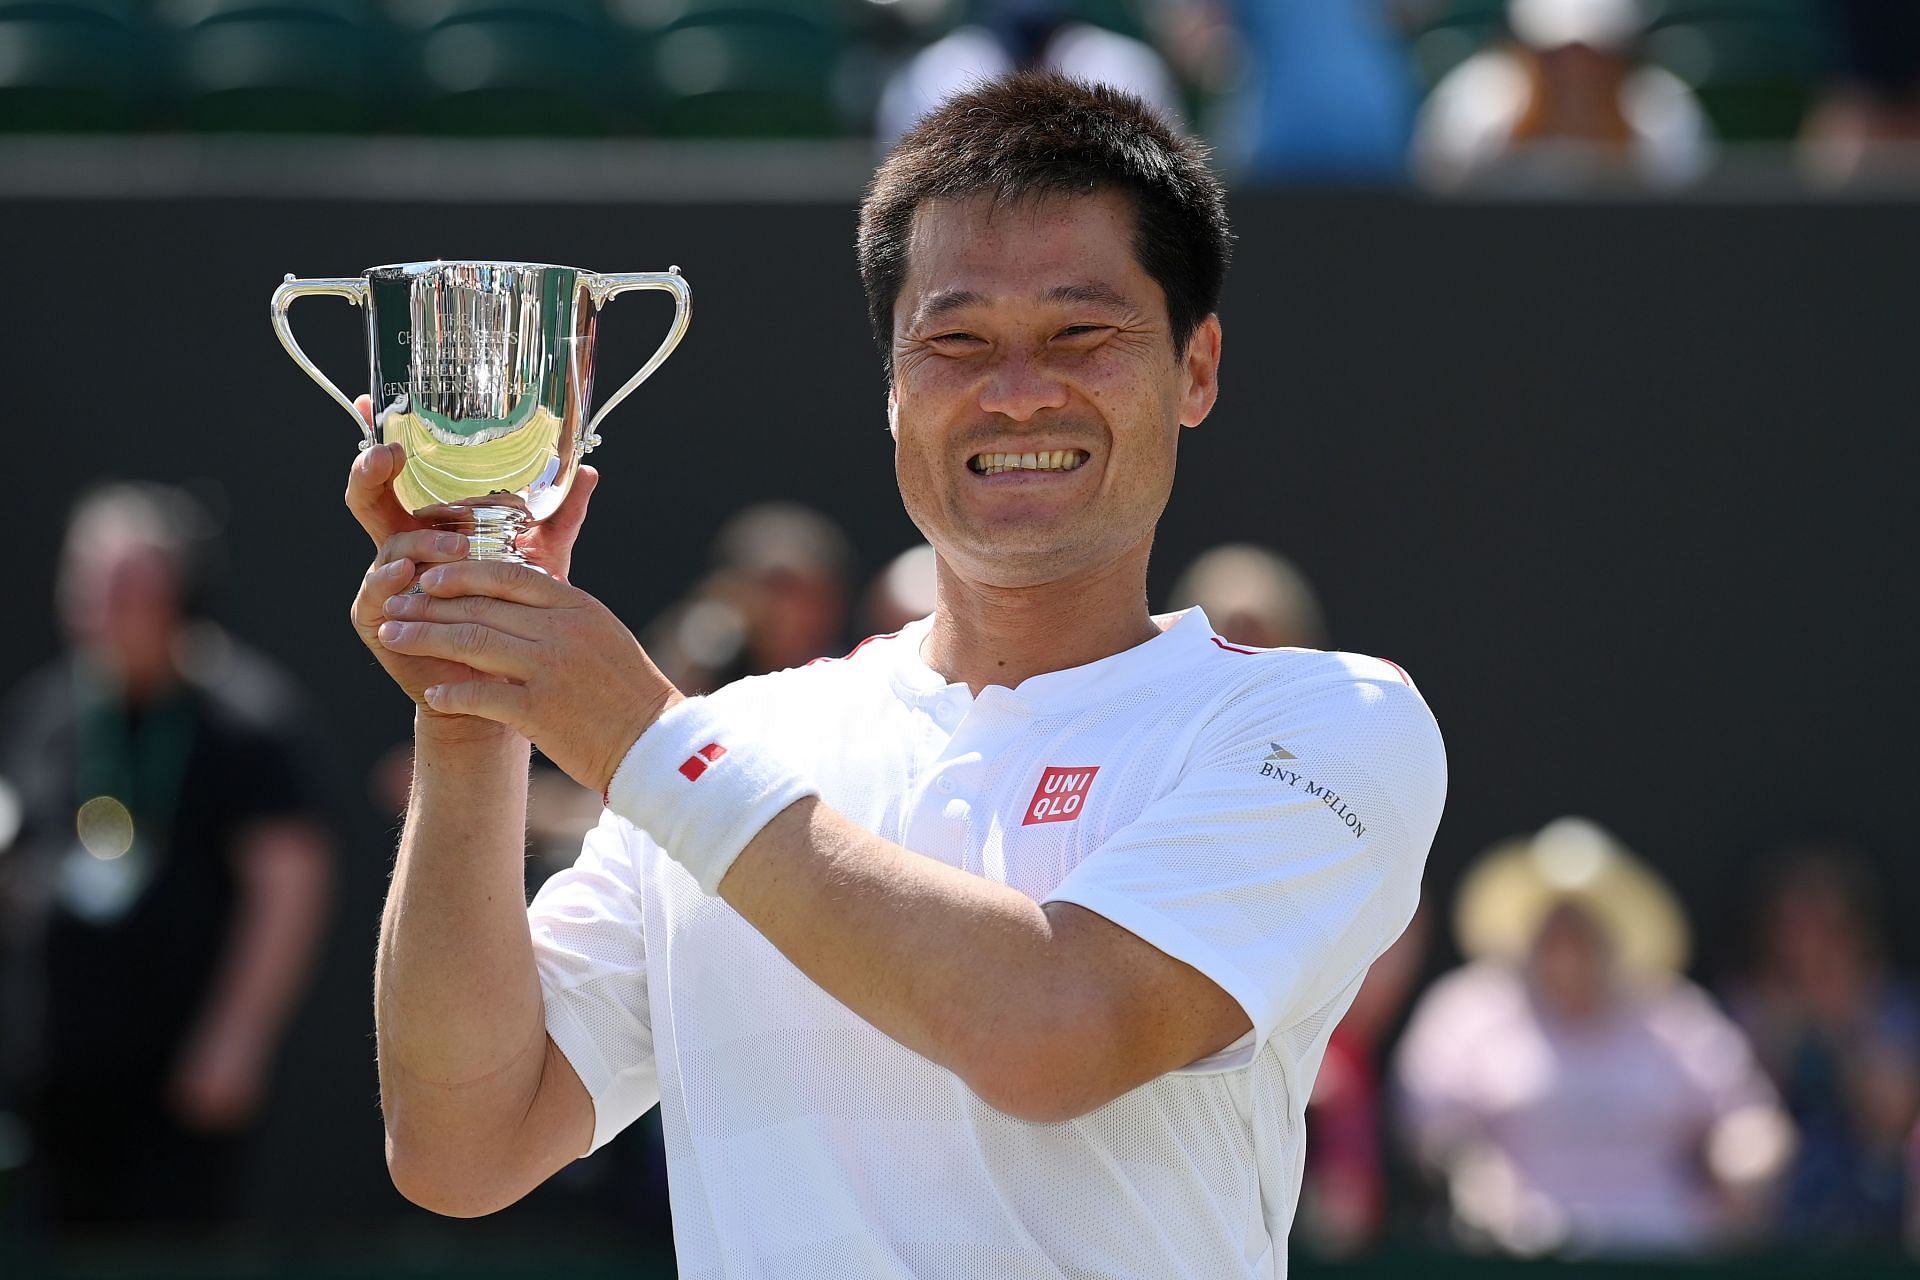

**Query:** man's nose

left=977, top=350, right=1069, bottom=422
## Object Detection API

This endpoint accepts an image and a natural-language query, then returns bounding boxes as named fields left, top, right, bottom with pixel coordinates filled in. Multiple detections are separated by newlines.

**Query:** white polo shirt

left=528, top=607, right=1446, bottom=1279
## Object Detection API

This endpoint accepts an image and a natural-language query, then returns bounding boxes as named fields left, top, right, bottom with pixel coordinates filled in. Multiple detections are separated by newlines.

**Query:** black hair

left=857, top=71, right=1231, bottom=380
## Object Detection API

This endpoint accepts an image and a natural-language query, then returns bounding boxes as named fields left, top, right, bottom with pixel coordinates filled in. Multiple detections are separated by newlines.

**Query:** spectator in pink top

left=1391, top=818, right=1792, bottom=1256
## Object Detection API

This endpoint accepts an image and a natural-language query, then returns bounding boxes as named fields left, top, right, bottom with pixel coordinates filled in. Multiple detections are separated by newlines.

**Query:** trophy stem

left=443, top=504, right=534, bottom=567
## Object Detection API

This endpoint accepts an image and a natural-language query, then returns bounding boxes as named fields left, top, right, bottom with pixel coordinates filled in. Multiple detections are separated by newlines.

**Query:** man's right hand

left=344, top=395, right=600, bottom=717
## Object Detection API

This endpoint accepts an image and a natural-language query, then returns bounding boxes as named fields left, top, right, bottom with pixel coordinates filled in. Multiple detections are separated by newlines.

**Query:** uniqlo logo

left=678, top=743, right=727, bottom=781
left=1023, top=766, right=1099, bottom=826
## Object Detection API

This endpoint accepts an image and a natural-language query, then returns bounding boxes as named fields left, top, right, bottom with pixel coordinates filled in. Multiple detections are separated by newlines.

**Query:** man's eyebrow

left=906, top=281, right=1136, bottom=330
left=911, top=289, right=986, bottom=327
left=1041, top=282, right=1136, bottom=310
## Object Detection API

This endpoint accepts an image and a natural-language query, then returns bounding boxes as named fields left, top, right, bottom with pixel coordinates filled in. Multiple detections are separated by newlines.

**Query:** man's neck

left=80, top=646, right=181, bottom=707
left=920, top=552, right=1162, bottom=695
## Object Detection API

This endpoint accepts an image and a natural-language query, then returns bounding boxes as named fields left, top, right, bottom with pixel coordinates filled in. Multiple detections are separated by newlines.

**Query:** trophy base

left=404, top=504, right=544, bottom=594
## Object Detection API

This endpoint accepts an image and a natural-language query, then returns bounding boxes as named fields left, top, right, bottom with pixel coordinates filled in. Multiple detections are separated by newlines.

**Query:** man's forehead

left=898, top=191, right=1153, bottom=317
left=906, top=188, right=1133, bottom=256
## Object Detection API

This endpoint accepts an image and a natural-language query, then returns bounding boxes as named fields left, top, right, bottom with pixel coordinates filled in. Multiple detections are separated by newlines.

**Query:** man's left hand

left=375, top=560, right=682, bottom=793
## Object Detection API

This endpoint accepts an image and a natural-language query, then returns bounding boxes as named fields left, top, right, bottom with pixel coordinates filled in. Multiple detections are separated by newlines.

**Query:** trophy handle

left=580, top=266, right=692, bottom=452
left=270, top=274, right=373, bottom=447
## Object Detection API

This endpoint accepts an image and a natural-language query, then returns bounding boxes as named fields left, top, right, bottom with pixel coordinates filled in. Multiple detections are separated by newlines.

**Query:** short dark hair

left=857, top=71, right=1231, bottom=380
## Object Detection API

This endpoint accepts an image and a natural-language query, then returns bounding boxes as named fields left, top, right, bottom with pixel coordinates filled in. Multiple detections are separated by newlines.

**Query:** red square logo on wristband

left=679, top=743, right=728, bottom=781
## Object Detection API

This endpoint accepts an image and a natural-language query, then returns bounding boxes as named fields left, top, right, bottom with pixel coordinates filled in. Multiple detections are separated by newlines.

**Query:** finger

left=422, top=678, right=532, bottom=728
left=376, top=528, right=470, bottom=571
left=381, top=585, right=551, bottom=642
left=375, top=618, right=538, bottom=679
left=542, top=465, right=599, bottom=548
left=355, top=394, right=374, bottom=428
left=417, top=558, right=575, bottom=608
left=353, top=557, right=416, bottom=630
left=523, top=467, right=597, bottom=583
left=413, top=502, right=477, bottom=525
left=344, top=440, right=418, bottom=545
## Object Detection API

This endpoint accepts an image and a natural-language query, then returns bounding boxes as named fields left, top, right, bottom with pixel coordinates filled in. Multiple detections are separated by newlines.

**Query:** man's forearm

left=718, top=798, right=1244, bottom=1122
left=375, top=713, right=551, bottom=1164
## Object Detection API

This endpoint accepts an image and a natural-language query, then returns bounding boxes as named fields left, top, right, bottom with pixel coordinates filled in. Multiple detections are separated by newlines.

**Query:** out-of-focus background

left=1, top=0, right=1916, bottom=1276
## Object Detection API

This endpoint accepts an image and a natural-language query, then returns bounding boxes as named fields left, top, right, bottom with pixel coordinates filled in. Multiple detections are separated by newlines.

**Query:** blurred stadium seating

left=398, top=0, right=618, bottom=135
left=160, top=0, right=385, bottom=132
left=0, top=0, right=150, bottom=130
left=1642, top=0, right=1829, bottom=139
left=631, top=0, right=848, bottom=138
left=0, top=0, right=1861, bottom=148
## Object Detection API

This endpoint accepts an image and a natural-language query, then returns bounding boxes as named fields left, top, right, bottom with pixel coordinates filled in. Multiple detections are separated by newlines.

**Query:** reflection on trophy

left=271, top=260, right=691, bottom=564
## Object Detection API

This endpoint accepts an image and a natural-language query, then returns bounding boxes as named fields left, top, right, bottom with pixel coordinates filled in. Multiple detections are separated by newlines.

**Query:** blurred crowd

left=7, top=0, right=1920, bottom=191
left=3, top=481, right=1918, bottom=1264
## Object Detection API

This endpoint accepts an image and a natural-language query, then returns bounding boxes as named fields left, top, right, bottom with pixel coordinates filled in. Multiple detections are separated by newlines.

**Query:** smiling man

left=345, top=73, right=1445, bottom=1278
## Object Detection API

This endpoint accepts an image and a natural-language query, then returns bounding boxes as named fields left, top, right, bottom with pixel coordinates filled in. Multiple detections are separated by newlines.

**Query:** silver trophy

left=271, top=260, right=691, bottom=563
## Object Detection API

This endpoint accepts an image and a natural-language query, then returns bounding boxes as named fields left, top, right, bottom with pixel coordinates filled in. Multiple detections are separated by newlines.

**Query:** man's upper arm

left=1044, top=656, right=1446, bottom=1093
left=527, top=808, right=661, bottom=1155
left=1039, top=898, right=1252, bottom=1102
left=528, top=1032, right=596, bottom=1163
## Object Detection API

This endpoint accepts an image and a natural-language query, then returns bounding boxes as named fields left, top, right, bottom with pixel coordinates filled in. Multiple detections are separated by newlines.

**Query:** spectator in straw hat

left=1390, top=818, right=1792, bottom=1256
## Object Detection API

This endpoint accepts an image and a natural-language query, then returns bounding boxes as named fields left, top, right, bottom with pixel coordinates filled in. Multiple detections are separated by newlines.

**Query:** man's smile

left=967, top=449, right=1091, bottom=477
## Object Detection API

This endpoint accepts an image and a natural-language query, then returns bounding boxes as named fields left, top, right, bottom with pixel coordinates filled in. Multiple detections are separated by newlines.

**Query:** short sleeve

left=224, top=725, right=317, bottom=826
left=1043, top=654, right=1445, bottom=1057
left=528, top=808, right=660, bottom=1154
left=201, top=642, right=329, bottom=829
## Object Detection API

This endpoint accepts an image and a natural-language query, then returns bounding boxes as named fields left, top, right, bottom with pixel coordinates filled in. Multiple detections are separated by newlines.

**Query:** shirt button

left=937, top=777, right=954, bottom=793
left=942, top=798, right=970, bottom=822
left=934, top=703, right=955, bottom=724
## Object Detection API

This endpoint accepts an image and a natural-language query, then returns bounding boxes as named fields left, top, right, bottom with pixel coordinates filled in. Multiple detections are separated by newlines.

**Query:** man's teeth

left=970, top=450, right=1088, bottom=476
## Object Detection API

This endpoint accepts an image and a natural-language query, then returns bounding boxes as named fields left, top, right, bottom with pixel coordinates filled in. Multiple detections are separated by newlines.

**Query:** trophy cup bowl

left=271, top=260, right=691, bottom=564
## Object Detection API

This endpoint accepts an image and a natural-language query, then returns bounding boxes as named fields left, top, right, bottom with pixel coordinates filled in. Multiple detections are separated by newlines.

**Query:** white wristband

left=603, top=697, right=818, bottom=894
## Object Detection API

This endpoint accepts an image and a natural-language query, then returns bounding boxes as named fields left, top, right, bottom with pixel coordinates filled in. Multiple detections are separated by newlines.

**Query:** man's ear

left=1179, top=314, right=1223, bottom=430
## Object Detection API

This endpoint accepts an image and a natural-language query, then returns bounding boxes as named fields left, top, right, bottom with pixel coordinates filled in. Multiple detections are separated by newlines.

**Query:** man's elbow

left=963, top=1036, right=1116, bottom=1125
left=385, top=1131, right=530, bottom=1219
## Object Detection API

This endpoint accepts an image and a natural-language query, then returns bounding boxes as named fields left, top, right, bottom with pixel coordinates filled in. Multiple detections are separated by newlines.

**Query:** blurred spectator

left=643, top=502, right=853, bottom=692
left=1412, top=0, right=1712, bottom=192
left=861, top=542, right=939, bottom=637
left=1299, top=907, right=1430, bottom=1256
left=0, top=483, right=333, bottom=1234
left=1725, top=849, right=1920, bottom=1248
left=1204, top=0, right=1419, bottom=183
left=1910, top=1115, right=1920, bottom=1255
left=877, top=0, right=1183, bottom=147
left=1392, top=818, right=1791, bottom=1256
left=1800, top=0, right=1920, bottom=187
left=1165, top=543, right=1327, bottom=650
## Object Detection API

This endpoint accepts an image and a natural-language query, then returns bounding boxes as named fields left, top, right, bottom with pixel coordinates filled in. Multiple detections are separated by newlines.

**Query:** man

left=0, top=483, right=333, bottom=1231
left=344, top=74, right=1445, bottom=1277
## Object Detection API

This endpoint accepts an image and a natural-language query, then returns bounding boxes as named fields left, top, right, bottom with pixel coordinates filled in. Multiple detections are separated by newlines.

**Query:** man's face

left=888, top=189, right=1220, bottom=590
left=59, top=532, right=183, bottom=678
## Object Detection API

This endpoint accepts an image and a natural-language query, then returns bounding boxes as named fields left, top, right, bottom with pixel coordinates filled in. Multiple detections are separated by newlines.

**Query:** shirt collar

left=886, top=607, right=1219, bottom=712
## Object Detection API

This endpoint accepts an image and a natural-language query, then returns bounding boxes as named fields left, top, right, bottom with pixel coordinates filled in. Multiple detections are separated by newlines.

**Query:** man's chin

left=945, top=538, right=1107, bottom=591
